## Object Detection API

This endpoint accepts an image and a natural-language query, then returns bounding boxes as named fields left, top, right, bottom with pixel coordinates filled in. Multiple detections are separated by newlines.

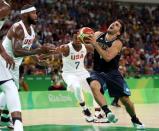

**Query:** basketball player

left=0, top=0, right=19, bottom=128
left=86, top=19, right=145, bottom=129
left=0, top=4, right=53, bottom=130
left=0, top=0, right=15, bottom=70
left=53, top=33, right=107, bottom=123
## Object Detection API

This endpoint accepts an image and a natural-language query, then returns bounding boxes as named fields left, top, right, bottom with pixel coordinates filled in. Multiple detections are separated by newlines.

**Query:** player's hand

left=37, top=54, right=52, bottom=61
left=47, top=44, right=57, bottom=54
left=86, top=35, right=97, bottom=45
left=40, top=45, right=49, bottom=53
left=1, top=51, right=15, bottom=69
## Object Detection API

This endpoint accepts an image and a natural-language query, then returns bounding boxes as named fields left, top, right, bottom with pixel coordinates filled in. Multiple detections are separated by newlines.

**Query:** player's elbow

left=104, top=57, right=111, bottom=62
left=103, top=55, right=112, bottom=62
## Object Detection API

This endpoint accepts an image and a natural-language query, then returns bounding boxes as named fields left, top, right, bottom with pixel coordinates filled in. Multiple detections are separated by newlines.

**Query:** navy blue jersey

left=93, top=32, right=121, bottom=73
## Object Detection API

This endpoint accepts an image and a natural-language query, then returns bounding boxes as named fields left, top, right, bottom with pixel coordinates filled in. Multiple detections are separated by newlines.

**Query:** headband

left=21, top=7, right=36, bottom=14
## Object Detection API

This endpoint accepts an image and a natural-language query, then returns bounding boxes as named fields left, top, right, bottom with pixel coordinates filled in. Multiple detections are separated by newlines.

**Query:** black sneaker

left=82, top=109, right=94, bottom=122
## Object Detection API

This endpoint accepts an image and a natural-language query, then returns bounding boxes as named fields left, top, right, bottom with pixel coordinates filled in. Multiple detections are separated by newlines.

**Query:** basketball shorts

left=87, top=70, right=131, bottom=97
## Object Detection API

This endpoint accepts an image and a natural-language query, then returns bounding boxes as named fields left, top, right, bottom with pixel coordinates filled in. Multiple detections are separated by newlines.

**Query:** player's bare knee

left=11, top=111, right=21, bottom=118
left=120, top=96, right=130, bottom=106
left=10, top=110, right=22, bottom=124
left=121, top=97, right=134, bottom=108
left=90, top=80, right=101, bottom=91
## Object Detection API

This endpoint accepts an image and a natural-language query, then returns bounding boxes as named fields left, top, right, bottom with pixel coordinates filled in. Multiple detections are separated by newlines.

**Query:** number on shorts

left=75, top=61, right=80, bottom=69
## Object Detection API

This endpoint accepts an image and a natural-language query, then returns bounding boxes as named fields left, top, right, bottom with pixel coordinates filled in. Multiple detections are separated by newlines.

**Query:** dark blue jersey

left=93, top=32, right=121, bottom=73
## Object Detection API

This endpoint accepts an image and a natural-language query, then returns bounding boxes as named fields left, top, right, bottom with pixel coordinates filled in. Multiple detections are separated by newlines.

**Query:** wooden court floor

left=0, top=104, right=159, bottom=131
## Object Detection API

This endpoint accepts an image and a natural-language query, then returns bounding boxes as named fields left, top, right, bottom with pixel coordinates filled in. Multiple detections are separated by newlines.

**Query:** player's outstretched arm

left=8, top=24, right=53, bottom=57
left=54, top=45, right=69, bottom=57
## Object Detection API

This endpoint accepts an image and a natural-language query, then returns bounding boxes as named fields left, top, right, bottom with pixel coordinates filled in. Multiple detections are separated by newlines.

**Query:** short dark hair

left=117, top=19, right=125, bottom=36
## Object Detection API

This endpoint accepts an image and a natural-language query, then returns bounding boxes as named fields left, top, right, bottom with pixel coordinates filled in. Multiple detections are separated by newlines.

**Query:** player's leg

left=0, top=92, right=13, bottom=129
left=80, top=73, right=107, bottom=123
left=19, top=77, right=29, bottom=91
left=0, top=80, right=23, bottom=131
left=119, top=81, right=144, bottom=129
left=87, top=71, right=118, bottom=123
left=19, top=67, right=29, bottom=91
left=62, top=74, right=94, bottom=122
left=111, top=97, right=121, bottom=107
left=106, top=70, right=144, bottom=129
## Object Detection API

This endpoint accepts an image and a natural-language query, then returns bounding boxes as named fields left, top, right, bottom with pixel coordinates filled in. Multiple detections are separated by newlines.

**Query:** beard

left=107, top=30, right=114, bottom=35
left=28, top=16, right=37, bottom=25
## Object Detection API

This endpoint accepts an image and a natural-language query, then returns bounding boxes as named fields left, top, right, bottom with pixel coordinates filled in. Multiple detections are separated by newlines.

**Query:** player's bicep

left=106, top=40, right=122, bottom=60
left=11, top=26, right=24, bottom=55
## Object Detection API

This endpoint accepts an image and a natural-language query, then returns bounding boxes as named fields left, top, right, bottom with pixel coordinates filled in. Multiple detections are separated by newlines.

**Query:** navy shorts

left=87, top=70, right=131, bottom=97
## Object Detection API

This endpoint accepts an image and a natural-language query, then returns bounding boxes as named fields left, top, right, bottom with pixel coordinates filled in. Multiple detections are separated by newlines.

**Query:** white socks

left=14, top=120, right=23, bottom=131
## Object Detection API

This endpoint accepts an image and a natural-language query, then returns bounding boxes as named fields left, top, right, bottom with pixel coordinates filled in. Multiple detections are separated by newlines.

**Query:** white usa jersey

left=0, top=20, right=35, bottom=83
left=2, top=20, right=35, bottom=67
left=62, top=42, right=88, bottom=73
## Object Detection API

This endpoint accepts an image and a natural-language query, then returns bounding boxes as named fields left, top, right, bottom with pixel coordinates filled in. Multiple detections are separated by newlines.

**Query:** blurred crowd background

left=1, top=0, right=159, bottom=90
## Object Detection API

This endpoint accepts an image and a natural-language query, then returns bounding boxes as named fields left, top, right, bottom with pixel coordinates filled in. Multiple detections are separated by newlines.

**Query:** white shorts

left=0, top=56, right=20, bottom=88
left=0, top=56, right=12, bottom=81
left=62, top=71, right=91, bottom=93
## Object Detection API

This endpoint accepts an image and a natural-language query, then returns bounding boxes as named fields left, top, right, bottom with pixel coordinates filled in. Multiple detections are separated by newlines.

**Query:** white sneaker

left=94, top=111, right=109, bottom=123
left=85, top=115, right=94, bottom=122
left=132, top=122, right=145, bottom=130
left=82, top=109, right=94, bottom=122
left=94, top=116, right=109, bottom=123
left=107, top=112, right=118, bottom=123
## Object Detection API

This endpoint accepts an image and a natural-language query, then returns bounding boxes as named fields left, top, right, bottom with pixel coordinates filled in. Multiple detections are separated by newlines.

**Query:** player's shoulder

left=114, top=38, right=123, bottom=45
left=112, top=38, right=123, bottom=49
left=12, top=22, right=23, bottom=32
left=59, top=43, right=69, bottom=54
left=94, top=31, right=104, bottom=39
left=11, top=22, right=24, bottom=38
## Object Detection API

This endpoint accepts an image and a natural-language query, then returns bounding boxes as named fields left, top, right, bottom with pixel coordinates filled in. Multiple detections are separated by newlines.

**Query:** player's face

left=73, top=34, right=81, bottom=45
left=27, top=10, right=38, bottom=25
left=107, top=21, right=121, bottom=36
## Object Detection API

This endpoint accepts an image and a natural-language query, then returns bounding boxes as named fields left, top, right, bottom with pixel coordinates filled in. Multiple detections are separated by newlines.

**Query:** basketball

left=79, top=27, right=94, bottom=44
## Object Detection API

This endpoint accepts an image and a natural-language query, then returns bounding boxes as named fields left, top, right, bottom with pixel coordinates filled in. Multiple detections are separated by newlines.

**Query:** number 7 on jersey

left=75, top=61, right=80, bottom=69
